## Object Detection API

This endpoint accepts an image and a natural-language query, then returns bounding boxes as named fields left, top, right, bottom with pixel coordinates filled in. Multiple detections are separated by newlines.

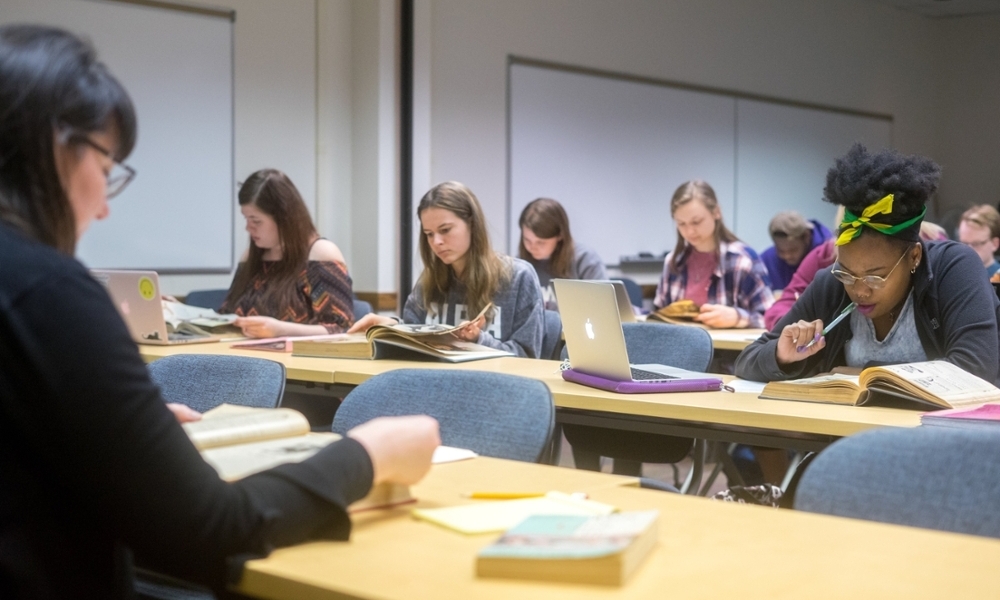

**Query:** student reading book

left=291, top=303, right=512, bottom=362
left=349, top=181, right=545, bottom=358
left=0, top=26, right=439, bottom=599
left=736, top=145, right=1000, bottom=387
left=476, top=511, right=659, bottom=586
left=759, top=360, right=1000, bottom=408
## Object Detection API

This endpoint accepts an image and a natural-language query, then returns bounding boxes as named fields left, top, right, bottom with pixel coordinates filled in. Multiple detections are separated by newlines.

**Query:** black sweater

left=0, top=222, right=373, bottom=599
left=735, top=241, right=1000, bottom=385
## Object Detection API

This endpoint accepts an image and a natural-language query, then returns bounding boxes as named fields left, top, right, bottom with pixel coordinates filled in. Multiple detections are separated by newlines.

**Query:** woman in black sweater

left=0, top=25, right=439, bottom=599
left=736, top=144, right=1000, bottom=385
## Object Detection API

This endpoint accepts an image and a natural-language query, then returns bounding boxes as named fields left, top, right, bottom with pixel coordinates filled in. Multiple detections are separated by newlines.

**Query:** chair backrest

left=148, top=354, right=286, bottom=413
left=795, top=427, right=1000, bottom=539
left=617, top=277, right=644, bottom=308
left=621, top=322, right=713, bottom=371
left=353, top=298, right=373, bottom=318
left=541, top=309, right=563, bottom=361
left=332, top=369, right=554, bottom=463
left=183, top=289, right=229, bottom=311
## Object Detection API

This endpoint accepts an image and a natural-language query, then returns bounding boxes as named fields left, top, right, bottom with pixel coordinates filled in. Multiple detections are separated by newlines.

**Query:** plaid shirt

left=653, top=240, right=775, bottom=328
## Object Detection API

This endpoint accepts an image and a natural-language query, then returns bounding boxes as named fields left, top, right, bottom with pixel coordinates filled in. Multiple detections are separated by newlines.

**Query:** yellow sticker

left=138, top=276, right=156, bottom=301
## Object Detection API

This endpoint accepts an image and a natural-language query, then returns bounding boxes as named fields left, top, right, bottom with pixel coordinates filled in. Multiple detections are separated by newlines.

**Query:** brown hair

left=518, top=198, right=575, bottom=278
left=417, top=181, right=510, bottom=319
left=668, top=180, right=739, bottom=271
left=960, top=205, right=1000, bottom=241
left=224, top=169, right=318, bottom=311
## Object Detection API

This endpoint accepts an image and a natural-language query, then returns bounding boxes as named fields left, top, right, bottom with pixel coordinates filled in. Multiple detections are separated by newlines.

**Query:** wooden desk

left=709, top=328, right=766, bottom=351
left=139, top=344, right=921, bottom=452
left=236, top=457, right=1000, bottom=600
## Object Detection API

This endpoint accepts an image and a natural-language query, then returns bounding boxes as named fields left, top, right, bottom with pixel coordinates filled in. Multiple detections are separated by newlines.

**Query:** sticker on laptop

left=138, top=276, right=156, bottom=301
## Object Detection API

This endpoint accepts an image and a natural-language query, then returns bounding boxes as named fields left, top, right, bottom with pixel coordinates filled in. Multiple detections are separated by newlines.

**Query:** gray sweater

left=527, top=244, right=607, bottom=310
left=403, top=257, right=545, bottom=358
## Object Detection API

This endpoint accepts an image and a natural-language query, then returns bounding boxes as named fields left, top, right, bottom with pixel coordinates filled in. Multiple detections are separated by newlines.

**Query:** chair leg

left=699, top=442, right=746, bottom=495
left=680, top=439, right=705, bottom=495
left=539, top=423, right=563, bottom=465
left=780, top=451, right=808, bottom=492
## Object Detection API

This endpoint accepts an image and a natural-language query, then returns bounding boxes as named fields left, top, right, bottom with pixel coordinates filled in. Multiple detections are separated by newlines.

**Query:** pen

left=462, top=492, right=546, bottom=499
left=803, top=302, right=857, bottom=350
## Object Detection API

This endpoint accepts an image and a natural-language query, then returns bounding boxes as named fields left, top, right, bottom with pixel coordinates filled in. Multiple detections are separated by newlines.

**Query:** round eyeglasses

left=75, top=136, right=136, bottom=199
left=830, top=248, right=910, bottom=290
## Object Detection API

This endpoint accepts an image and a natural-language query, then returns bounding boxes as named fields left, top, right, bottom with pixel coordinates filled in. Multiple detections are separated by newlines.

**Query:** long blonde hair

left=417, top=181, right=510, bottom=318
left=668, top=180, right=740, bottom=271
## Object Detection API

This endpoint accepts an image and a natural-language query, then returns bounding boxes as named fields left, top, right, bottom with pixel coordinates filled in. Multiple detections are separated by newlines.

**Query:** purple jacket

left=761, top=219, right=833, bottom=290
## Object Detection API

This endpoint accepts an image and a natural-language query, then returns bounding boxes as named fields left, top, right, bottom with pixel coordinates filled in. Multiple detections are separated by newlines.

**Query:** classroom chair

left=794, top=426, right=1000, bottom=539
left=139, top=354, right=285, bottom=600
left=182, top=288, right=228, bottom=311
left=148, top=354, right=286, bottom=413
left=541, top=309, right=564, bottom=360
left=562, top=322, right=712, bottom=492
left=332, top=369, right=554, bottom=463
left=352, top=298, right=373, bottom=318
left=617, top=277, right=644, bottom=309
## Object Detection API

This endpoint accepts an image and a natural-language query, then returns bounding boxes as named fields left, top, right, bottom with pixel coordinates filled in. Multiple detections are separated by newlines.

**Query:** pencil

left=803, top=302, right=857, bottom=350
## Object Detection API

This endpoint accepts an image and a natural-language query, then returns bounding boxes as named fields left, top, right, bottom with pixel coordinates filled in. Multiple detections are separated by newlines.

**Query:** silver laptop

left=593, top=280, right=637, bottom=323
left=553, top=279, right=718, bottom=386
left=91, top=270, right=221, bottom=345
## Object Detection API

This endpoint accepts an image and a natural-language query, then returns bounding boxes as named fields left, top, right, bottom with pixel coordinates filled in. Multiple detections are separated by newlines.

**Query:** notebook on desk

left=553, top=279, right=722, bottom=394
left=91, top=270, right=221, bottom=345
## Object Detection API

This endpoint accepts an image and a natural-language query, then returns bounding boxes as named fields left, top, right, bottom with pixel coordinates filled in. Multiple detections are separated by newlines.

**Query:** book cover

left=476, top=511, right=659, bottom=586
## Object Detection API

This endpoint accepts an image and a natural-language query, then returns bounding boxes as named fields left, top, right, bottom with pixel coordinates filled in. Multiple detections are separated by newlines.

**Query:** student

left=653, top=180, right=774, bottom=328
left=518, top=197, right=607, bottom=310
left=222, top=168, right=355, bottom=338
left=737, top=144, right=1000, bottom=386
left=957, top=204, right=1000, bottom=278
left=351, top=181, right=544, bottom=357
left=760, top=211, right=832, bottom=290
left=764, top=216, right=950, bottom=330
left=0, top=25, right=439, bottom=598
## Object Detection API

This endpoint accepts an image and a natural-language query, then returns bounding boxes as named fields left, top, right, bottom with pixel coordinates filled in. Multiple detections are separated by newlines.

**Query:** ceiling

left=862, top=0, right=1000, bottom=17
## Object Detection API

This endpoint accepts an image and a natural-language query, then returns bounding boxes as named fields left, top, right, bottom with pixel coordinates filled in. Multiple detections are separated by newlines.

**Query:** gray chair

left=148, top=354, right=286, bottom=413
left=562, top=322, right=713, bottom=487
left=794, top=426, right=1000, bottom=539
left=332, top=369, right=554, bottom=463
left=616, top=277, right=644, bottom=309
left=352, top=298, right=373, bottom=318
left=182, top=289, right=228, bottom=311
left=541, top=309, right=564, bottom=360
left=139, top=354, right=286, bottom=599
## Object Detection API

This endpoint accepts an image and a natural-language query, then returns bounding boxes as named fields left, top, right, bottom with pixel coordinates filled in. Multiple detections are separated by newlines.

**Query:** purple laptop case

left=561, top=368, right=723, bottom=394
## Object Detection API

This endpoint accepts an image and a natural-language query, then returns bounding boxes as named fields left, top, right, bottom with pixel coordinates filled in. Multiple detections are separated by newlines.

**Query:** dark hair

left=417, top=181, right=509, bottom=319
left=668, top=180, right=739, bottom=271
left=823, top=144, right=940, bottom=246
left=0, top=25, right=137, bottom=254
left=518, top=198, right=575, bottom=278
left=224, top=169, right=319, bottom=311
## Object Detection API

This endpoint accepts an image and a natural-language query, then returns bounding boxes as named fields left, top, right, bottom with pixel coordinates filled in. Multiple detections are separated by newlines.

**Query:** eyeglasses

left=75, top=136, right=136, bottom=199
left=963, top=238, right=994, bottom=250
left=830, top=248, right=910, bottom=290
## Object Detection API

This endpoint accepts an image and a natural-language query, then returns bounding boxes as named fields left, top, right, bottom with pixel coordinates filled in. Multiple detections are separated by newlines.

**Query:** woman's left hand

left=234, top=316, right=287, bottom=338
left=695, top=304, right=740, bottom=328
left=453, top=314, right=485, bottom=342
left=166, top=403, right=202, bottom=423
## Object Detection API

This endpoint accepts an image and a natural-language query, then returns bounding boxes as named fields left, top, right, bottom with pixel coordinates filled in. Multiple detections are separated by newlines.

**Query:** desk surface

left=236, top=456, right=1000, bottom=600
left=139, top=344, right=922, bottom=442
left=708, top=328, right=766, bottom=351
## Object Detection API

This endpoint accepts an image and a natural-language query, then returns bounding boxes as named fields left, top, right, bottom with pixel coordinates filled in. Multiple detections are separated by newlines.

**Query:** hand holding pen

left=775, top=302, right=857, bottom=366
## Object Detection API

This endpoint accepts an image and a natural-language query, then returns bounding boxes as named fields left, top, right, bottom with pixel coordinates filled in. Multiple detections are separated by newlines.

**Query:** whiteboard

left=508, top=61, right=893, bottom=264
left=2, top=0, right=234, bottom=272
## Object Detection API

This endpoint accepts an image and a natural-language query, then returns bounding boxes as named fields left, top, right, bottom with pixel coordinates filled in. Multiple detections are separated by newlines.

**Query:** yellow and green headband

left=835, top=193, right=926, bottom=246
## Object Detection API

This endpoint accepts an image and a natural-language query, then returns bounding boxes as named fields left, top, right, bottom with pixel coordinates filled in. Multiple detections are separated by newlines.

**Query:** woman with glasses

left=0, top=25, right=438, bottom=599
left=736, top=144, right=1000, bottom=385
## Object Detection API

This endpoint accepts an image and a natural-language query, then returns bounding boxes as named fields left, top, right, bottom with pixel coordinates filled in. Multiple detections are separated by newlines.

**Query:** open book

left=291, top=303, right=511, bottom=363
left=476, top=511, right=659, bottom=586
left=644, top=300, right=708, bottom=328
left=760, top=360, right=1000, bottom=409
left=183, top=404, right=413, bottom=511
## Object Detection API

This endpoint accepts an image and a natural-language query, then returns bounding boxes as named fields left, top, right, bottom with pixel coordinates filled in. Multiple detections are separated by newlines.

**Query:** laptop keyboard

left=630, top=367, right=679, bottom=382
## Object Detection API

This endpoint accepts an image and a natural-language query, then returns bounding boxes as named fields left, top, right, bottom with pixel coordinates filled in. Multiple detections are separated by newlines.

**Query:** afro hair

left=823, top=143, right=941, bottom=224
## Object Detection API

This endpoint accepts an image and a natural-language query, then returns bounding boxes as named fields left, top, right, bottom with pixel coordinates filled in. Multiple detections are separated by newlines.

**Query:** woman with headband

left=736, top=144, right=1000, bottom=385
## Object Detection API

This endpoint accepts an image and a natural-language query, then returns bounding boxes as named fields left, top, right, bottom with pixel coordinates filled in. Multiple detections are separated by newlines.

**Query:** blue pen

left=802, top=302, right=857, bottom=351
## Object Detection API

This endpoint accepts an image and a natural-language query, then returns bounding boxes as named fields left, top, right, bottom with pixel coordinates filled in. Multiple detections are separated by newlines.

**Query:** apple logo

left=584, top=318, right=595, bottom=340
left=120, top=300, right=130, bottom=315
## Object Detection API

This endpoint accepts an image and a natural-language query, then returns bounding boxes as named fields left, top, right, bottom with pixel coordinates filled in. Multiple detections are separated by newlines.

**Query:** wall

left=934, top=13, right=1000, bottom=230
left=420, top=0, right=942, bottom=262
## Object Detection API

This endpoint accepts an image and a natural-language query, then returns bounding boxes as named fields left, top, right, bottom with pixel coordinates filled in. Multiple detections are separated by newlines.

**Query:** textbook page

left=182, top=405, right=311, bottom=450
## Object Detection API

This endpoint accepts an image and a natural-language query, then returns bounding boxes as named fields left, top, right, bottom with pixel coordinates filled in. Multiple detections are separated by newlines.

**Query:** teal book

left=476, top=510, right=659, bottom=586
